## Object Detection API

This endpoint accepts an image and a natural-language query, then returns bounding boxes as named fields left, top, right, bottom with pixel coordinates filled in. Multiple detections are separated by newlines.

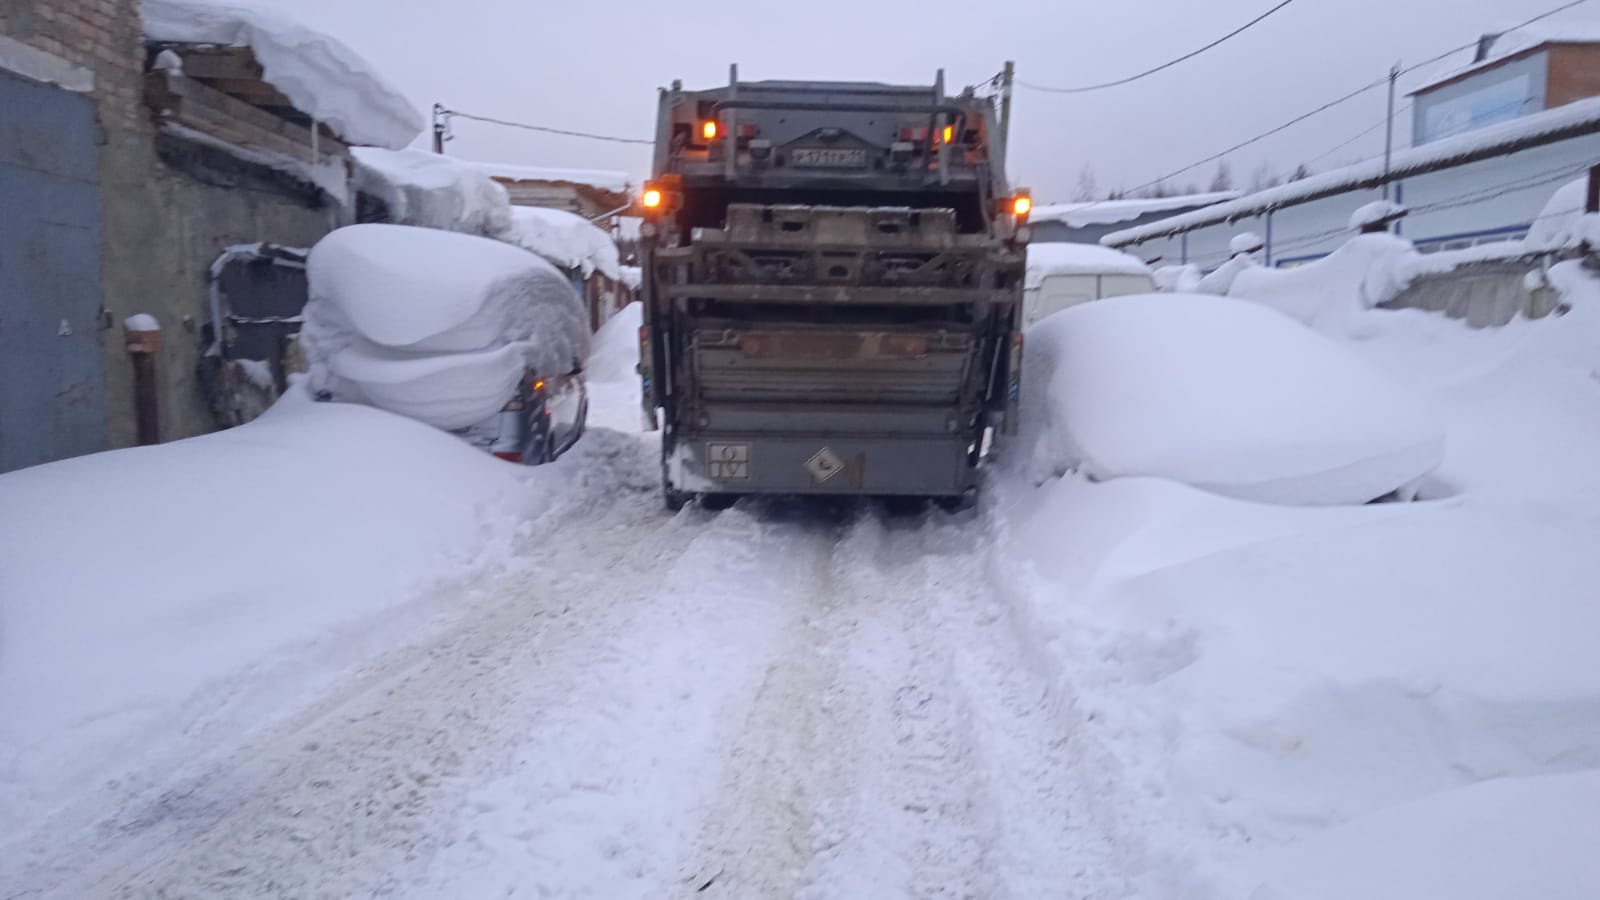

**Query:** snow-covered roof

left=1025, top=242, right=1152, bottom=290
left=1031, top=192, right=1240, bottom=228
left=141, top=0, right=423, bottom=149
left=352, top=148, right=511, bottom=237
left=1104, top=95, right=1600, bottom=248
left=464, top=161, right=633, bottom=194
left=500, top=206, right=622, bottom=280
left=1411, top=22, right=1600, bottom=96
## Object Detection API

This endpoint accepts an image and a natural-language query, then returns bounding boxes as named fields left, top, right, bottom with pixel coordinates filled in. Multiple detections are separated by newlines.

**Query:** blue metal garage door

left=0, top=66, right=107, bottom=472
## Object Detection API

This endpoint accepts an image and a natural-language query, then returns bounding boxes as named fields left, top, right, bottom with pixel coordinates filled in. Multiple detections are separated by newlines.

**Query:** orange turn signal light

left=702, top=120, right=718, bottom=141
left=642, top=188, right=663, bottom=209
left=1012, top=195, right=1032, bottom=217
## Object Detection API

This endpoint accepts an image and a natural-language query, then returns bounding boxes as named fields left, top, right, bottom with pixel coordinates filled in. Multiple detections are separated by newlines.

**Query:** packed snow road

left=4, top=429, right=1142, bottom=900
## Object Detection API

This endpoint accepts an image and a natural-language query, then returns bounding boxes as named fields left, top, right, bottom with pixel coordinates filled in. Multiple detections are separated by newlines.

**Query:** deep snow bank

left=996, top=261, right=1600, bottom=898
left=1020, top=293, right=1444, bottom=505
left=0, top=394, right=541, bottom=834
left=301, top=225, right=590, bottom=430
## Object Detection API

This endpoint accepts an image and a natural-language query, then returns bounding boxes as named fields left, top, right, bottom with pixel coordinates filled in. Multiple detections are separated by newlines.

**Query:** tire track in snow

left=8, top=434, right=700, bottom=899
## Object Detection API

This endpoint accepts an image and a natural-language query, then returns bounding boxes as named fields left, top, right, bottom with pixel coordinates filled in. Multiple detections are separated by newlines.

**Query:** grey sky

left=260, top=0, right=1580, bottom=202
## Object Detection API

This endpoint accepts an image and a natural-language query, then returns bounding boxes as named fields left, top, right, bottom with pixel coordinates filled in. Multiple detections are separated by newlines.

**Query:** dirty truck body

left=638, top=72, right=1027, bottom=509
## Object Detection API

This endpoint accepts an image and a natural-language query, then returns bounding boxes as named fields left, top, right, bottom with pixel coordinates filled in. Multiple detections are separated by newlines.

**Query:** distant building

left=1412, top=24, right=1600, bottom=145
left=1104, top=25, right=1600, bottom=269
left=466, top=162, right=634, bottom=223
left=1029, top=193, right=1240, bottom=249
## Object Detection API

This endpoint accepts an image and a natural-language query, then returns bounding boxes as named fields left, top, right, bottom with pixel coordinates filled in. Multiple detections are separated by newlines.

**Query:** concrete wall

left=1, top=0, right=339, bottom=451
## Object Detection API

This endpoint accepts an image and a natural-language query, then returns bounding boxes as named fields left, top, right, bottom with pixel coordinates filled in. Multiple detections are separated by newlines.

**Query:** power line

left=1065, top=0, right=1590, bottom=211
left=441, top=108, right=653, bottom=145
left=1018, top=0, right=1300, bottom=94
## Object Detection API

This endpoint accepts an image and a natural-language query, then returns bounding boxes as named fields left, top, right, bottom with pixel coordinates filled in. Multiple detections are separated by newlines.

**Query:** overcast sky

left=260, top=0, right=1581, bottom=202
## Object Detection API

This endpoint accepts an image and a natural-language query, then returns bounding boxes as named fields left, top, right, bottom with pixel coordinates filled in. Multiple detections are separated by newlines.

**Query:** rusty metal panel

left=0, top=68, right=107, bottom=472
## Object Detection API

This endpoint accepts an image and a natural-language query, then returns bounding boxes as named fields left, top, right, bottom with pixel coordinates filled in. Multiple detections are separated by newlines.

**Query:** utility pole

left=431, top=103, right=447, bottom=154
left=1382, top=62, right=1400, bottom=200
left=998, top=60, right=1015, bottom=166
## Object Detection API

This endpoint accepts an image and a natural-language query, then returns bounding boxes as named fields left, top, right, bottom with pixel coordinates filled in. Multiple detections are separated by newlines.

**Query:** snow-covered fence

left=1380, top=251, right=1568, bottom=328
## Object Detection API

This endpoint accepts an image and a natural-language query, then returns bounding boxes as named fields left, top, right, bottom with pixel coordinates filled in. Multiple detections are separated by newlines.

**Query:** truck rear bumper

left=667, top=433, right=976, bottom=497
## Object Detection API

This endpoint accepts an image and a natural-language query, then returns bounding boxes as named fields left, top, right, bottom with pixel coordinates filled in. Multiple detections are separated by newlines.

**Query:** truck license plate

left=789, top=148, right=867, bottom=168
left=707, top=443, right=750, bottom=480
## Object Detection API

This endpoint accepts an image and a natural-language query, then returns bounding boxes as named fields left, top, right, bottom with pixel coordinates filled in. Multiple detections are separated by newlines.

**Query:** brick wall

left=0, top=0, right=147, bottom=134
left=1546, top=43, right=1600, bottom=110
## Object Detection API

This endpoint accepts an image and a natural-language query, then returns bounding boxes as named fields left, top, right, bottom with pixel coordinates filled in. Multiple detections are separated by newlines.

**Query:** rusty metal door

left=0, top=67, right=107, bottom=472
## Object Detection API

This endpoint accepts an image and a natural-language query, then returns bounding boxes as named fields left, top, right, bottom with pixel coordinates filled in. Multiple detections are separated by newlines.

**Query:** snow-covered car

left=300, top=224, right=591, bottom=464
left=459, top=367, right=588, bottom=464
left=1023, top=242, right=1157, bottom=326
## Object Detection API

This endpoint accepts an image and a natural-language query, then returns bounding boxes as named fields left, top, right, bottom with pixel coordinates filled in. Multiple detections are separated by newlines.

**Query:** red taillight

left=493, top=451, right=523, bottom=463
left=899, top=126, right=928, bottom=142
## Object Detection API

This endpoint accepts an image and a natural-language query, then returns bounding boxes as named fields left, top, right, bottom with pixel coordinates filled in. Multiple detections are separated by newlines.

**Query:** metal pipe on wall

left=124, top=318, right=162, bottom=446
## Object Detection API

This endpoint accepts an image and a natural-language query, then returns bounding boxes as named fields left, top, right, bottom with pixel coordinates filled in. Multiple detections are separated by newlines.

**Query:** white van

left=1024, top=243, right=1157, bottom=326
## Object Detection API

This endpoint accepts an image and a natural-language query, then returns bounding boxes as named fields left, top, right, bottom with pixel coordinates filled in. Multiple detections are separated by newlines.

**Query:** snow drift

left=0, top=393, right=541, bottom=835
left=141, top=0, right=422, bottom=149
left=1228, top=233, right=1416, bottom=331
left=352, top=148, right=512, bottom=236
left=998, top=260, right=1600, bottom=898
left=301, top=225, right=589, bottom=431
left=1020, top=293, right=1444, bottom=505
left=500, top=206, right=622, bottom=281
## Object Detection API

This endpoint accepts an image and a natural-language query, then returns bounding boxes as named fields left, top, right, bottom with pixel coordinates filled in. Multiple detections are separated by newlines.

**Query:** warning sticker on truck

left=805, top=447, right=846, bottom=483
left=707, top=443, right=750, bottom=480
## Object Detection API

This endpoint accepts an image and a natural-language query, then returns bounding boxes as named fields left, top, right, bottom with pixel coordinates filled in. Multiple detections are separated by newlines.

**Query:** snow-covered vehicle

left=637, top=70, right=1028, bottom=509
left=1023, top=243, right=1156, bottom=326
left=300, top=224, right=591, bottom=463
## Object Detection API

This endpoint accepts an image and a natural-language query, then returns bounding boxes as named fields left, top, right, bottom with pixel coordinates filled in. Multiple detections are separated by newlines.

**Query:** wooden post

left=1587, top=164, right=1600, bottom=214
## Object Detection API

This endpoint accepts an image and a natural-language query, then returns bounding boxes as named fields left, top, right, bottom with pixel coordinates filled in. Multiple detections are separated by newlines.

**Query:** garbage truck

left=636, top=68, right=1029, bottom=510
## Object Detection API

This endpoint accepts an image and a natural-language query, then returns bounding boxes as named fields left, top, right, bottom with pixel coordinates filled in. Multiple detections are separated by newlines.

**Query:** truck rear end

left=637, top=70, right=1029, bottom=510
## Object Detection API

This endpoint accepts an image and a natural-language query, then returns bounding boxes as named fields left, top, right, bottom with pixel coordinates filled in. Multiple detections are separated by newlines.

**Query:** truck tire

left=664, top=488, right=690, bottom=512
left=700, top=493, right=738, bottom=512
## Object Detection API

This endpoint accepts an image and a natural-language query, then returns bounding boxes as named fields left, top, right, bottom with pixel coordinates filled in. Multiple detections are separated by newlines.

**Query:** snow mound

left=1249, top=770, right=1600, bottom=900
left=0, top=394, right=540, bottom=832
left=1230, top=232, right=1264, bottom=254
left=1348, top=199, right=1405, bottom=230
left=587, top=301, right=642, bottom=386
left=1025, top=242, right=1151, bottom=289
left=1021, top=293, right=1444, bottom=505
left=1152, top=264, right=1202, bottom=293
left=352, top=148, right=511, bottom=236
left=500, top=206, right=621, bottom=281
left=141, top=0, right=422, bottom=149
left=123, top=313, right=160, bottom=331
left=1228, top=233, right=1416, bottom=332
left=302, top=225, right=590, bottom=430
left=1524, top=175, right=1600, bottom=250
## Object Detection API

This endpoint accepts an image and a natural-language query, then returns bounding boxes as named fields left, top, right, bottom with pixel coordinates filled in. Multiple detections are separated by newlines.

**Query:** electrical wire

left=441, top=108, right=653, bottom=145
left=1062, top=0, right=1590, bottom=212
left=1018, top=0, right=1299, bottom=94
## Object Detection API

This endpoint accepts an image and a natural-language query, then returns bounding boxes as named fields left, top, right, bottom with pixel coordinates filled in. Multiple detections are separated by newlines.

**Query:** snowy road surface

left=4, top=430, right=1157, bottom=899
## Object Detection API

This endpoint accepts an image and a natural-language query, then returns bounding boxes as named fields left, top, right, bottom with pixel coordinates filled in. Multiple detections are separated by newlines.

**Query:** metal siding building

left=1106, top=31, right=1600, bottom=271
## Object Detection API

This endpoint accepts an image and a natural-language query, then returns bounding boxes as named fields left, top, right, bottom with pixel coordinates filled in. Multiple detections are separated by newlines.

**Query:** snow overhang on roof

left=1102, top=95, right=1600, bottom=248
left=141, top=0, right=423, bottom=149
left=1030, top=192, right=1241, bottom=228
